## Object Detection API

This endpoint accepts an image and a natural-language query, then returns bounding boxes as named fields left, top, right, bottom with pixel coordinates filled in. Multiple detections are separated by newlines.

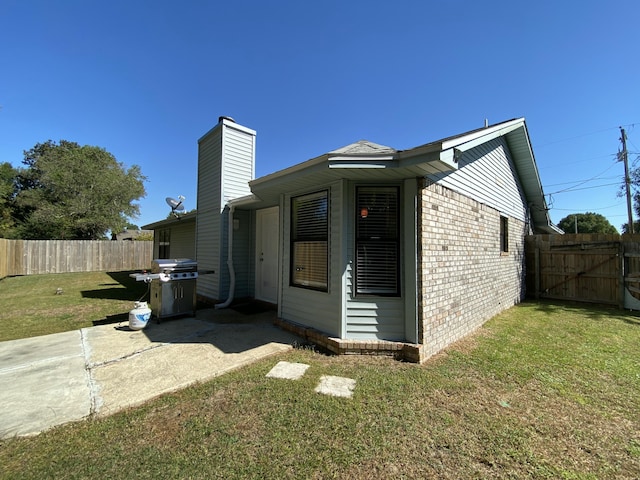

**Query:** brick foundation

left=274, top=317, right=428, bottom=363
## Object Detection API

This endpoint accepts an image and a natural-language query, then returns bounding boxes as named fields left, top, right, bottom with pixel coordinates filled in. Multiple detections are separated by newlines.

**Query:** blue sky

left=1, top=0, right=639, bottom=231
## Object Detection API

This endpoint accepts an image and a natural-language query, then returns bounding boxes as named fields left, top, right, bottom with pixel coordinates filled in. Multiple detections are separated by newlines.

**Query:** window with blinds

left=158, top=229, right=170, bottom=258
left=291, top=190, right=328, bottom=291
left=355, top=186, right=400, bottom=295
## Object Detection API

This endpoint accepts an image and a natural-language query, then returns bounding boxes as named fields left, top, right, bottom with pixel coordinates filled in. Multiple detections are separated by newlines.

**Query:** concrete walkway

left=0, top=308, right=302, bottom=439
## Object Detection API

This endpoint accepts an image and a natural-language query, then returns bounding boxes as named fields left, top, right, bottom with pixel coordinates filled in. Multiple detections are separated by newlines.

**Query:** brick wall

left=419, top=181, right=527, bottom=358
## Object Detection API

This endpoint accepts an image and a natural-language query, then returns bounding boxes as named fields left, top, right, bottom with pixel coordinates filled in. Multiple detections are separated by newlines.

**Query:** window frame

left=354, top=185, right=401, bottom=297
left=290, top=190, right=329, bottom=292
left=158, top=228, right=170, bottom=258
left=500, top=215, right=509, bottom=254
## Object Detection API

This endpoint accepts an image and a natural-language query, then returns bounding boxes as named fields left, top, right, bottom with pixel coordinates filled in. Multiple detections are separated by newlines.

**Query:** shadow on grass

left=81, top=271, right=149, bottom=302
left=81, top=271, right=150, bottom=326
left=526, top=298, right=640, bottom=326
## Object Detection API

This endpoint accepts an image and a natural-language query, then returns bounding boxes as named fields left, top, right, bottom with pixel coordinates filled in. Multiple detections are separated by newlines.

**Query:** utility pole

left=621, top=127, right=634, bottom=234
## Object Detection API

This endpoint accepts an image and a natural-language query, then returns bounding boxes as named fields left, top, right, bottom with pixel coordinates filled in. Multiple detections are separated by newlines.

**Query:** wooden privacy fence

left=0, top=239, right=153, bottom=278
left=525, top=233, right=640, bottom=308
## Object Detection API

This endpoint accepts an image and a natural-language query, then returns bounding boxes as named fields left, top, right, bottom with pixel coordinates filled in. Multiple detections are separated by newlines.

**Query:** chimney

left=196, top=118, right=257, bottom=301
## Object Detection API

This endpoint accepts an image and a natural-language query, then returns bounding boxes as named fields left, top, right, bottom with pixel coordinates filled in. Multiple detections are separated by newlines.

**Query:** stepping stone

left=315, top=375, right=356, bottom=398
left=265, top=361, right=309, bottom=380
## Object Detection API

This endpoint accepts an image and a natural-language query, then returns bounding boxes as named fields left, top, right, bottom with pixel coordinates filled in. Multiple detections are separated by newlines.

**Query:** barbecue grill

left=130, top=258, right=197, bottom=321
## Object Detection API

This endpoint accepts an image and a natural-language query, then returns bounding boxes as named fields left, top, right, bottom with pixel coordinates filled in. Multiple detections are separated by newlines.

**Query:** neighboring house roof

left=113, top=229, right=153, bottom=241
left=246, top=118, right=559, bottom=233
left=143, top=210, right=197, bottom=230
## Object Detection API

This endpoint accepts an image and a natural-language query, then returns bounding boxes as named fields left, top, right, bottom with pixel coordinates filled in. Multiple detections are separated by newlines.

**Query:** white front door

left=255, top=207, right=279, bottom=303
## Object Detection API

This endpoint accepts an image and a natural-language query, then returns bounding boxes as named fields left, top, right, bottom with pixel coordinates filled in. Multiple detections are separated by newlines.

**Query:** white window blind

left=356, top=186, right=399, bottom=295
left=291, top=191, right=328, bottom=290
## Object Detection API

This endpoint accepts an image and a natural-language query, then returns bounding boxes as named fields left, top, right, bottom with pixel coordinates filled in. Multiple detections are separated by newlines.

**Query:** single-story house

left=149, top=116, right=559, bottom=362
left=143, top=210, right=196, bottom=260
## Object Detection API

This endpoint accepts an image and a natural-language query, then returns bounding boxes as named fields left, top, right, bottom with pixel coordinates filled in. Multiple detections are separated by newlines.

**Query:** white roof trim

left=328, top=155, right=395, bottom=162
left=227, top=194, right=260, bottom=207
left=439, top=148, right=458, bottom=166
left=328, top=155, right=397, bottom=169
left=197, top=117, right=256, bottom=143
left=441, top=118, right=525, bottom=152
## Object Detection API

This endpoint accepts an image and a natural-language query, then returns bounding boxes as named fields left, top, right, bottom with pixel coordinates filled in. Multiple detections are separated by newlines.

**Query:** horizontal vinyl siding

left=197, top=128, right=223, bottom=300
left=195, top=121, right=256, bottom=302
left=233, top=210, right=254, bottom=298
left=279, top=182, right=342, bottom=336
left=198, top=129, right=222, bottom=213
left=222, top=126, right=254, bottom=202
left=196, top=212, right=221, bottom=300
left=346, top=299, right=405, bottom=340
left=428, top=137, right=528, bottom=222
left=170, top=222, right=196, bottom=259
left=218, top=209, right=253, bottom=299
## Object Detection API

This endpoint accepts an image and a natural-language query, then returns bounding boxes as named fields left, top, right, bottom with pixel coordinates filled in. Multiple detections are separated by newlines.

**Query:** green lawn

left=1, top=299, right=639, bottom=479
left=0, top=271, right=149, bottom=341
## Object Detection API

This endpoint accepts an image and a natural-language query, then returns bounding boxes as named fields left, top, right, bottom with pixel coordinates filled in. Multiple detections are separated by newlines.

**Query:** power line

left=536, top=122, right=640, bottom=148
left=547, top=182, right=620, bottom=195
left=551, top=201, right=624, bottom=212
left=538, top=153, right=617, bottom=170
left=545, top=158, right=621, bottom=194
left=541, top=126, right=640, bottom=229
left=545, top=175, right=620, bottom=187
left=543, top=128, right=640, bottom=196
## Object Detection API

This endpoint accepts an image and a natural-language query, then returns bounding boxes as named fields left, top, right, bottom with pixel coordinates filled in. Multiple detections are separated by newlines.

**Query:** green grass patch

left=1, top=300, right=639, bottom=478
left=0, top=271, right=148, bottom=341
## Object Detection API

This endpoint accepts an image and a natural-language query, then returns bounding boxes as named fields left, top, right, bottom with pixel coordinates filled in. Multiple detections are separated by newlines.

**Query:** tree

left=0, top=162, right=18, bottom=237
left=13, top=140, right=146, bottom=239
left=557, top=212, right=618, bottom=234
left=133, top=231, right=154, bottom=241
left=620, top=150, right=640, bottom=233
left=621, top=221, right=640, bottom=234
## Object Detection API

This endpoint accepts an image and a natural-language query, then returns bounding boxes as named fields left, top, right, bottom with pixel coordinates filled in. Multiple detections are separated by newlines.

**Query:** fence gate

left=525, top=234, right=640, bottom=307
left=622, top=240, right=640, bottom=309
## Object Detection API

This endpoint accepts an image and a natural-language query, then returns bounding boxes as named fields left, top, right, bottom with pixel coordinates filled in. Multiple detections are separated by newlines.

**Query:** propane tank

left=129, top=301, right=151, bottom=330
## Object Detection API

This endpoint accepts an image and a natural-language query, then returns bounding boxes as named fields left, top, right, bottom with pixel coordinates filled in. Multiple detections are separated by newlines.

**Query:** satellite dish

left=166, top=195, right=185, bottom=217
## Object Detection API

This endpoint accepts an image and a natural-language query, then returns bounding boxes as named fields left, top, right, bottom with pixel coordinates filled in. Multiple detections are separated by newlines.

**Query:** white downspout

left=215, top=194, right=257, bottom=309
left=215, top=204, right=237, bottom=309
